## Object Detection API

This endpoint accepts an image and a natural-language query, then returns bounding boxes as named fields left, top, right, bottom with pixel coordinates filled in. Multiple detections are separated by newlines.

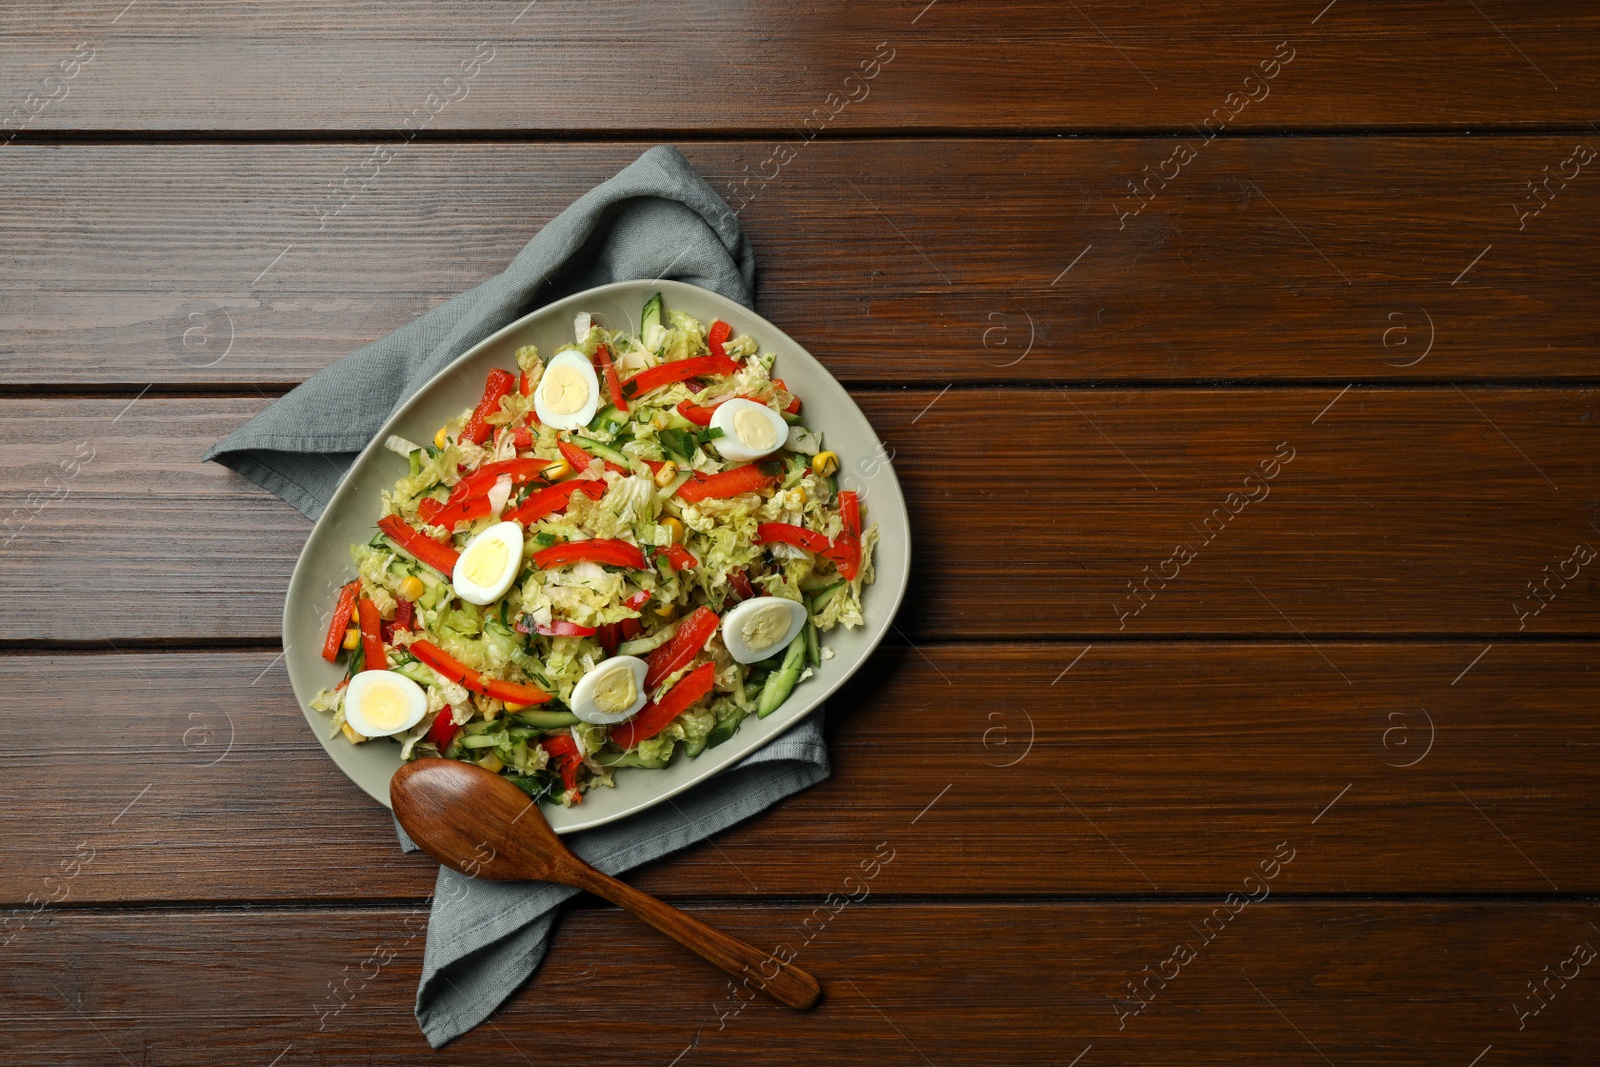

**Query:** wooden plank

left=3, top=137, right=1600, bottom=387
left=2, top=642, right=1592, bottom=905
left=1, top=390, right=1594, bottom=643
left=3, top=902, right=1595, bottom=1063
left=3, top=2, right=1598, bottom=132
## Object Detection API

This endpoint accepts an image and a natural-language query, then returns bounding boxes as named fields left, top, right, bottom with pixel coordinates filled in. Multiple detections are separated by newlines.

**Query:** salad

left=313, top=294, right=878, bottom=806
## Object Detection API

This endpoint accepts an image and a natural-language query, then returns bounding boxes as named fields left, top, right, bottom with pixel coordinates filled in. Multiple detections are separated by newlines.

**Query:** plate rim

left=281, top=278, right=911, bottom=832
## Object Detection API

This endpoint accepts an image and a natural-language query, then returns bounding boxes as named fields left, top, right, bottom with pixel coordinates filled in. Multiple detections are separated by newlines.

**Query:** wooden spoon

left=391, top=757, right=822, bottom=1010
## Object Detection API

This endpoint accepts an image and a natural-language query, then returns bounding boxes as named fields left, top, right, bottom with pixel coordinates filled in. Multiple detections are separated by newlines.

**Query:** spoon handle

left=565, top=862, right=821, bottom=1009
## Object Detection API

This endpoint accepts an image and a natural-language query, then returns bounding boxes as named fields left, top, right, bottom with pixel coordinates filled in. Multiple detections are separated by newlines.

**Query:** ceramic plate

left=282, top=279, right=910, bottom=833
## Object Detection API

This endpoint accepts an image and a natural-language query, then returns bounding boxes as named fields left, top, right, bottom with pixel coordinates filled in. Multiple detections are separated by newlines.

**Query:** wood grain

left=1, top=389, right=1593, bottom=643
left=4, top=902, right=1595, bottom=1064
left=2, top=642, right=1592, bottom=905
left=4, top=138, right=1599, bottom=387
left=3, top=2, right=1597, bottom=132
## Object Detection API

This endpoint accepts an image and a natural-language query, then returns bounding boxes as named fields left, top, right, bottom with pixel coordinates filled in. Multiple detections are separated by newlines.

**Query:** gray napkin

left=205, top=146, right=829, bottom=1047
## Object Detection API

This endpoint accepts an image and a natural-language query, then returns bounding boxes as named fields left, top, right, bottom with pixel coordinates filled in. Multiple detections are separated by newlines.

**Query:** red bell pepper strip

left=729, top=570, right=755, bottom=602
left=675, top=399, right=717, bottom=426
left=624, top=589, right=651, bottom=611
left=416, top=496, right=446, bottom=524
left=826, top=490, right=862, bottom=580
left=619, top=616, right=643, bottom=640
left=429, top=493, right=493, bottom=530
left=409, top=639, right=552, bottom=705
left=481, top=677, right=553, bottom=705
left=519, top=370, right=534, bottom=397
left=654, top=544, right=698, bottom=571
left=540, top=734, right=583, bottom=798
left=393, top=599, right=415, bottom=632
left=419, top=458, right=543, bottom=526
left=504, top=478, right=605, bottom=525
left=620, top=355, right=741, bottom=400
left=839, top=490, right=861, bottom=537
left=594, top=344, right=628, bottom=412
left=356, top=597, right=385, bottom=672
left=677, top=394, right=793, bottom=426
left=533, top=538, right=649, bottom=571
left=558, top=438, right=597, bottom=474
left=513, top=426, right=533, bottom=449
left=826, top=537, right=860, bottom=580
left=610, top=661, right=717, bottom=748
left=559, top=437, right=627, bottom=476
left=322, top=580, right=361, bottom=662
left=643, top=606, right=719, bottom=690
left=377, top=514, right=461, bottom=575
left=758, top=519, right=859, bottom=580
left=460, top=457, right=549, bottom=495
left=541, top=733, right=580, bottom=759
left=676, top=464, right=776, bottom=503
left=594, top=622, right=619, bottom=652
left=426, top=707, right=461, bottom=749
left=676, top=396, right=747, bottom=426
left=461, top=368, right=516, bottom=446
left=755, top=522, right=833, bottom=555
left=706, top=320, right=733, bottom=361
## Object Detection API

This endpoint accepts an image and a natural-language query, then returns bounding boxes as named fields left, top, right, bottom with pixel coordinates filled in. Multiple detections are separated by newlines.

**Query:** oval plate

left=282, top=279, right=911, bottom=833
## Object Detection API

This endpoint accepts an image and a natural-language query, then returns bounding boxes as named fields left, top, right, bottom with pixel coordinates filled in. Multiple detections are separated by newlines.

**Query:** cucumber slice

left=391, top=661, right=436, bottom=687
left=604, top=749, right=672, bottom=769
left=757, top=633, right=807, bottom=718
left=658, top=427, right=696, bottom=465
left=805, top=622, right=820, bottom=668
left=683, top=734, right=709, bottom=758
left=571, top=435, right=632, bottom=468
left=587, top=405, right=626, bottom=435
left=618, top=620, right=681, bottom=656
left=807, top=580, right=847, bottom=614
left=641, top=292, right=663, bottom=334
left=510, top=710, right=580, bottom=728
left=706, top=715, right=742, bottom=749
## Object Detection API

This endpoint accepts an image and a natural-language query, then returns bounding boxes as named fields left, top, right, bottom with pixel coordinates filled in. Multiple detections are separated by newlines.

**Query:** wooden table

left=4, top=3, right=1597, bottom=1063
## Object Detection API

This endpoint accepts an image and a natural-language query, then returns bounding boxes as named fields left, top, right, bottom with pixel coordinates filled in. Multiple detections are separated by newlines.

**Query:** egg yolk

left=733, top=406, right=778, bottom=451
left=361, top=678, right=411, bottom=731
left=592, top=663, right=638, bottom=714
left=461, top=536, right=510, bottom=586
left=540, top=363, right=591, bottom=415
left=740, top=602, right=792, bottom=652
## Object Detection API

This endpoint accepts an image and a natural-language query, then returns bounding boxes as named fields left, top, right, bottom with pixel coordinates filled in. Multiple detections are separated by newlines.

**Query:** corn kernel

left=342, top=626, right=361, bottom=650
left=476, top=752, right=504, bottom=773
left=542, top=457, right=573, bottom=481
left=340, top=721, right=368, bottom=744
left=653, top=460, right=678, bottom=489
left=433, top=425, right=449, bottom=449
left=661, top=516, right=685, bottom=544
left=655, top=603, right=675, bottom=617
left=504, top=701, right=533, bottom=713
left=399, top=575, right=425, bottom=601
left=811, top=450, right=839, bottom=476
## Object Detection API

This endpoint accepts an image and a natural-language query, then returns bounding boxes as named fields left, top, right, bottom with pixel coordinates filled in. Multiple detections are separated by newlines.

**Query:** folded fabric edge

left=416, top=755, right=831, bottom=1047
left=207, top=451, right=336, bottom=521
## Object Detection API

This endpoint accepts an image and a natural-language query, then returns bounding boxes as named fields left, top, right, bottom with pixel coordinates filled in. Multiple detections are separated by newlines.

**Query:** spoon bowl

left=392, top=758, right=821, bottom=1009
